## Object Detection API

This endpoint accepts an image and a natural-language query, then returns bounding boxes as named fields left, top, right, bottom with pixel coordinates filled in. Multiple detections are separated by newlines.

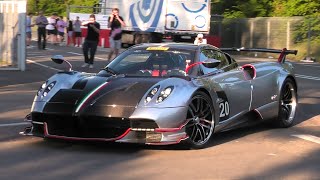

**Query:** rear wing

left=220, top=47, right=298, bottom=63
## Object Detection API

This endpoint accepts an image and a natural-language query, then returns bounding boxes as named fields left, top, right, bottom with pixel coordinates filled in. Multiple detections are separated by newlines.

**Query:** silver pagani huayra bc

left=22, top=43, right=298, bottom=149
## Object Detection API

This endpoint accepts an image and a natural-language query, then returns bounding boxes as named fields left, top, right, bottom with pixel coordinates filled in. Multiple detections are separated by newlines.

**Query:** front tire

left=274, top=78, right=298, bottom=127
left=184, top=91, right=215, bottom=149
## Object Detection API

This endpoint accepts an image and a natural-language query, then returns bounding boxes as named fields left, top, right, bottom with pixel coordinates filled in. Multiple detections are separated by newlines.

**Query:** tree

left=271, top=0, right=320, bottom=16
left=27, top=0, right=99, bottom=16
left=211, top=0, right=273, bottom=18
left=211, top=0, right=320, bottom=18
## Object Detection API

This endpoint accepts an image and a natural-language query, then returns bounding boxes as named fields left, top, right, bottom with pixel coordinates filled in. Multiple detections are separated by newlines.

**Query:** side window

left=199, top=50, right=209, bottom=61
left=199, top=49, right=231, bottom=75
left=199, top=49, right=217, bottom=74
left=211, top=50, right=229, bottom=69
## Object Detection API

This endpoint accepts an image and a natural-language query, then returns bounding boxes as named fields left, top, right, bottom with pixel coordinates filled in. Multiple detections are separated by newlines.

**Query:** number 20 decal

left=219, top=101, right=230, bottom=118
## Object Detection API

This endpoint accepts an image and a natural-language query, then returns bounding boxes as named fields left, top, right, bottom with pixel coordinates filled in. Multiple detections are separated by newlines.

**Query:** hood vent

left=72, top=78, right=88, bottom=90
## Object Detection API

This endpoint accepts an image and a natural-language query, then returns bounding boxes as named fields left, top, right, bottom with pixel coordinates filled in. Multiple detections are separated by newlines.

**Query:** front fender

left=31, top=71, right=91, bottom=112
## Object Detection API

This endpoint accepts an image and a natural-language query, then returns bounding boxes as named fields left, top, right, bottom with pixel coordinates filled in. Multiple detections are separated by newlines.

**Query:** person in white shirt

left=194, top=33, right=207, bottom=45
left=46, top=13, right=58, bottom=44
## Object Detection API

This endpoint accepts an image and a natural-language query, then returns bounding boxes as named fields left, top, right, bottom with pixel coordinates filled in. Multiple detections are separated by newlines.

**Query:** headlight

left=37, top=81, right=47, bottom=96
left=156, top=86, right=174, bottom=103
left=42, top=81, right=56, bottom=98
left=145, top=85, right=160, bottom=104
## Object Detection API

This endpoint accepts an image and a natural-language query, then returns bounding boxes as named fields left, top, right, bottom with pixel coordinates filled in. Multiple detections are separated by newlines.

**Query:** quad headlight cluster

left=37, top=81, right=47, bottom=96
left=37, top=81, right=56, bottom=98
left=145, top=85, right=174, bottom=104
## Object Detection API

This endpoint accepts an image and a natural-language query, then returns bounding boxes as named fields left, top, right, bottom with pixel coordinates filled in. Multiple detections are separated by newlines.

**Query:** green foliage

left=212, top=0, right=273, bottom=18
left=271, top=0, right=320, bottom=17
left=293, top=16, right=320, bottom=43
left=212, top=0, right=319, bottom=18
left=27, top=0, right=99, bottom=16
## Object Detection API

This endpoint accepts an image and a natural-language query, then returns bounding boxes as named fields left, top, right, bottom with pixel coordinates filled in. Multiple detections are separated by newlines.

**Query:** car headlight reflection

left=156, top=86, right=174, bottom=103
left=37, top=81, right=47, bottom=96
left=145, top=85, right=160, bottom=104
left=41, top=81, right=56, bottom=98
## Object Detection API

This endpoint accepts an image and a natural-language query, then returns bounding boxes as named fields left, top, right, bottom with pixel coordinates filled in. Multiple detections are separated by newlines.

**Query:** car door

left=199, top=48, right=252, bottom=122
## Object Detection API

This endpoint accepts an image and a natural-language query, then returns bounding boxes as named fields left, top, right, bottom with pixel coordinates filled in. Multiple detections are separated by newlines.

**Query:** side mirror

left=51, top=55, right=64, bottom=64
left=202, top=58, right=221, bottom=68
left=51, top=55, right=72, bottom=71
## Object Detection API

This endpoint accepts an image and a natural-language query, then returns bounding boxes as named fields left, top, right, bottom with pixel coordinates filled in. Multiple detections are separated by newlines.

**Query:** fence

left=0, top=0, right=26, bottom=70
left=211, top=16, right=320, bottom=61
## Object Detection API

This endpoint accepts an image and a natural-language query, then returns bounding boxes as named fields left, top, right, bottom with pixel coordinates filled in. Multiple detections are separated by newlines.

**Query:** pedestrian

left=81, top=14, right=100, bottom=69
left=56, top=16, right=67, bottom=46
left=26, top=12, right=34, bottom=46
left=67, top=18, right=74, bottom=46
left=194, top=33, right=207, bottom=45
left=107, top=8, right=126, bottom=62
left=73, top=16, right=82, bottom=47
left=46, top=13, right=58, bottom=45
left=35, top=11, right=48, bottom=50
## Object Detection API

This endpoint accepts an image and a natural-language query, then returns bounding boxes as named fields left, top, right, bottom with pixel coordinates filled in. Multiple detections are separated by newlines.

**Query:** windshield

left=104, top=47, right=196, bottom=77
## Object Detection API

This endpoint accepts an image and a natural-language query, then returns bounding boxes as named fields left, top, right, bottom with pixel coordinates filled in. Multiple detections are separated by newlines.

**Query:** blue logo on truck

left=181, top=0, right=207, bottom=13
left=165, top=13, right=178, bottom=29
left=129, top=0, right=164, bottom=32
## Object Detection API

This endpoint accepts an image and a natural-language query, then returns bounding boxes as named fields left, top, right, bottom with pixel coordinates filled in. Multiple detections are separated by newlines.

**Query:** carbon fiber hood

left=89, top=77, right=163, bottom=106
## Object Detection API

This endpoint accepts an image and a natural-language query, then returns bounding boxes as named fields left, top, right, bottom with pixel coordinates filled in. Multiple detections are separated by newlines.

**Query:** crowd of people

left=30, top=11, right=84, bottom=50
left=28, top=8, right=125, bottom=69
left=27, top=8, right=205, bottom=69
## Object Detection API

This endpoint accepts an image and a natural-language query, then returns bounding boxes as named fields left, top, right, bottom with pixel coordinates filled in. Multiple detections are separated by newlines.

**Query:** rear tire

left=184, top=91, right=215, bottom=149
left=273, top=78, right=298, bottom=128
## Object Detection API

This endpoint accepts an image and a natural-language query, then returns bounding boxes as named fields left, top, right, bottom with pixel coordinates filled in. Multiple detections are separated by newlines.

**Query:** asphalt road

left=0, top=43, right=319, bottom=180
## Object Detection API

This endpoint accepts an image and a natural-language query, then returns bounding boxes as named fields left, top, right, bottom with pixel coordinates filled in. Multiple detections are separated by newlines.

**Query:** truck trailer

left=105, top=0, right=211, bottom=45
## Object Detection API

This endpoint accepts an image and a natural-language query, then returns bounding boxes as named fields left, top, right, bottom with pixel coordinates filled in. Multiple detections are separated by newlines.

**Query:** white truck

left=104, top=0, right=211, bottom=45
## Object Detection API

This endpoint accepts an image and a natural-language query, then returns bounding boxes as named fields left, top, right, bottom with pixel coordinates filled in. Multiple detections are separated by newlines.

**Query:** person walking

left=81, top=14, right=100, bottom=69
left=56, top=16, right=67, bottom=46
left=35, top=11, right=48, bottom=50
left=107, top=8, right=126, bottom=62
left=73, top=16, right=82, bottom=47
left=26, top=12, right=34, bottom=46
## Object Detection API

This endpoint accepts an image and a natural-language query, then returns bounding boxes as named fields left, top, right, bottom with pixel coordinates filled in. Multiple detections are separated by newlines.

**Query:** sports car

left=22, top=43, right=298, bottom=149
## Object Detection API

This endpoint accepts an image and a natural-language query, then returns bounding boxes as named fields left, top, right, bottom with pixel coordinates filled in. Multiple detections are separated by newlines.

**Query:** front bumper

left=21, top=112, right=189, bottom=145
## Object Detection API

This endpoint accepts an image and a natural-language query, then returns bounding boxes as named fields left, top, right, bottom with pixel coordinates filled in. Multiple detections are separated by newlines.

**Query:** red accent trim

left=185, top=62, right=203, bottom=74
left=155, top=120, right=189, bottom=133
left=242, top=64, right=256, bottom=80
left=147, top=135, right=189, bottom=145
left=43, top=122, right=131, bottom=142
left=277, top=48, right=287, bottom=63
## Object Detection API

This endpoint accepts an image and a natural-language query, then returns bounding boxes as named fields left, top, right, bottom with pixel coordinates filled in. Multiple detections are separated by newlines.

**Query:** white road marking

left=67, top=52, right=82, bottom=56
left=26, top=59, right=61, bottom=71
left=67, top=52, right=106, bottom=60
left=295, top=74, right=320, bottom=81
left=27, top=56, right=47, bottom=58
left=44, top=48, right=55, bottom=51
left=0, top=122, right=30, bottom=127
left=292, top=134, right=320, bottom=144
